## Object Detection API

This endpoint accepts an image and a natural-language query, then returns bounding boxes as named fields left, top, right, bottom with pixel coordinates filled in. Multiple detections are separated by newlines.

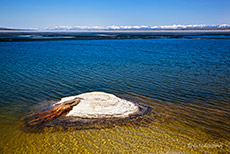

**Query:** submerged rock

left=22, top=92, right=149, bottom=132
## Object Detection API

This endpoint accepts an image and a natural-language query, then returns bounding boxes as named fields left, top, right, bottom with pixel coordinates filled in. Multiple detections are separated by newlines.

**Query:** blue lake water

left=0, top=38, right=230, bottom=153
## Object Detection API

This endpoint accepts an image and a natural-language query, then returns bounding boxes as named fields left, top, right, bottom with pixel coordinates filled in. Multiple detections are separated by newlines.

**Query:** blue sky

left=0, top=0, right=229, bottom=28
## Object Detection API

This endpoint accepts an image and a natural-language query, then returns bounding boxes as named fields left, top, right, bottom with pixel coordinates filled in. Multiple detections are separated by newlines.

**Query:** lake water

left=0, top=38, right=230, bottom=153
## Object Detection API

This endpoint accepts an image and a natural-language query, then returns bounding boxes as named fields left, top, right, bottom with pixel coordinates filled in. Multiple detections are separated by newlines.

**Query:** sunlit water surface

left=0, top=39, right=230, bottom=153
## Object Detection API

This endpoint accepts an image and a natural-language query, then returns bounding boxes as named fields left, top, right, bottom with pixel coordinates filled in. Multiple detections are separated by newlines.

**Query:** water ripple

left=0, top=39, right=230, bottom=153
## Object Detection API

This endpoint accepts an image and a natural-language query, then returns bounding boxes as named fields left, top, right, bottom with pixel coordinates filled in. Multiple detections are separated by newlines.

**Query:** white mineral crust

left=55, top=92, right=139, bottom=118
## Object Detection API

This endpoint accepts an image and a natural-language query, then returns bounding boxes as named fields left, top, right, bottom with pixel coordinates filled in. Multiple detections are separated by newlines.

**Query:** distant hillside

left=0, top=27, right=34, bottom=31
left=42, top=24, right=230, bottom=31
left=0, top=27, right=18, bottom=31
left=1, top=24, right=230, bottom=31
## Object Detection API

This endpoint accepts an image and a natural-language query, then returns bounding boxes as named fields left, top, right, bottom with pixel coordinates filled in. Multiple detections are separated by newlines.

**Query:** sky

left=0, top=0, right=230, bottom=28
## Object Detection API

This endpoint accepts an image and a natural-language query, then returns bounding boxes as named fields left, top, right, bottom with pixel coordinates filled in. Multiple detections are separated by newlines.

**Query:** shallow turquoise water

left=0, top=38, right=230, bottom=153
